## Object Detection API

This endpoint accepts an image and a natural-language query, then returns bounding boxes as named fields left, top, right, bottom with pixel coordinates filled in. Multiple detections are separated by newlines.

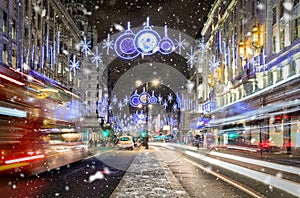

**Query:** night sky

left=85, top=0, right=214, bottom=42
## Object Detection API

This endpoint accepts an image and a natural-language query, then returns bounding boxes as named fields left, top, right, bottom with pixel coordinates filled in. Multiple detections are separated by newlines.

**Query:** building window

left=280, top=28, right=284, bottom=49
left=38, top=15, right=42, bottom=29
left=2, top=43, right=8, bottom=64
left=294, top=17, right=300, bottom=40
left=252, top=1, right=255, bottom=17
left=272, top=6, right=276, bottom=26
left=279, top=0, right=284, bottom=19
left=12, top=20, right=16, bottom=39
left=12, top=49, right=16, bottom=68
left=24, top=0, right=29, bottom=15
left=58, top=62, right=62, bottom=73
left=2, top=12, right=7, bottom=33
left=272, top=35, right=276, bottom=53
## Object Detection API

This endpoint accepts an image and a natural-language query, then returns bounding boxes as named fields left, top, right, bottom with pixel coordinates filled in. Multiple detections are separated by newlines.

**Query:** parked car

left=117, top=136, right=134, bottom=150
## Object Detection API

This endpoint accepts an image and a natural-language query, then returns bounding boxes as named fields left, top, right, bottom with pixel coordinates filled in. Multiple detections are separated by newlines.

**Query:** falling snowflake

left=102, top=34, right=114, bottom=55
left=81, top=36, right=91, bottom=57
left=91, top=46, right=103, bottom=68
left=69, top=55, right=80, bottom=74
left=175, top=33, right=186, bottom=54
left=186, top=46, right=197, bottom=68
left=209, top=55, right=220, bottom=71
left=163, top=100, right=168, bottom=109
left=167, top=93, right=173, bottom=102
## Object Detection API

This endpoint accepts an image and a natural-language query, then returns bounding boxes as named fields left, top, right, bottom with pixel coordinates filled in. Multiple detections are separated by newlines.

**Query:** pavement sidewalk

left=110, top=148, right=190, bottom=198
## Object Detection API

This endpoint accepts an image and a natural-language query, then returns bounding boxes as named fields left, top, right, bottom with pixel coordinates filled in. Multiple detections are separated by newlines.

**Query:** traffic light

left=140, top=131, right=147, bottom=138
left=102, top=129, right=110, bottom=137
left=228, top=133, right=239, bottom=139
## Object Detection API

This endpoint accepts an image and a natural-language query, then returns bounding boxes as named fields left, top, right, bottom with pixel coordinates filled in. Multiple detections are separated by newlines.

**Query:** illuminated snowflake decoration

left=123, top=95, right=129, bottom=104
left=172, top=103, right=177, bottom=111
left=112, top=95, right=118, bottom=105
left=197, top=36, right=206, bottom=51
left=176, top=92, right=181, bottom=109
left=174, top=33, right=186, bottom=54
left=91, top=46, right=103, bottom=68
left=197, top=36, right=206, bottom=56
left=81, top=36, right=91, bottom=57
left=186, top=46, right=197, bottom=68
left=209, top=55, right=221, bottom=71
left=163, top=100, right=168, bottom=109
left=167, top=93, right=173, bottom=102
left=69, top=55, right=80, bottom=74
left=103, top=34, right=114, bottom=55
left=158, top=94, right=163, bottom=104
left=108, top=105, right=113, bottom=112
left=118, top=102, right=123, bottom=110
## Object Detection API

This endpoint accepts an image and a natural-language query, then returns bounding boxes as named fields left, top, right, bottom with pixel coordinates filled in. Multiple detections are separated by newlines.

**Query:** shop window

left=289, top=60, right=296, bottom=76
left=278, top=67, right=283, bottom=81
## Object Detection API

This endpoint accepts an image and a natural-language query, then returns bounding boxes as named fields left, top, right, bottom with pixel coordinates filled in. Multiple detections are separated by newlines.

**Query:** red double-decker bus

left=0, top=64, right=88, bottom=175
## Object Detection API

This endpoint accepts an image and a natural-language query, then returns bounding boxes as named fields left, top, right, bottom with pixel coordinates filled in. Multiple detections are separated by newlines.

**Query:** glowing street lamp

left=251, top=23, right=263, bottom=51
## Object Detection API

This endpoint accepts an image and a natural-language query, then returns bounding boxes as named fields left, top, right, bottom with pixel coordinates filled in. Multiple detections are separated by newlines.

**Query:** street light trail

left=185, top=150, right=300, bottom=197
left=183, top=158, right=264, bottom=198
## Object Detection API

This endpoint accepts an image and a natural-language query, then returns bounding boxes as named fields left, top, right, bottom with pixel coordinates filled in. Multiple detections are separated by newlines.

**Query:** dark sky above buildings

left=85, top=0, right=214, bottom=42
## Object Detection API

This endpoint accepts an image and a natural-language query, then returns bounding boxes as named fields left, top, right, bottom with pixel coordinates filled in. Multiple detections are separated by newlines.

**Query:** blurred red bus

left=0, top=64, right=88, bottom=176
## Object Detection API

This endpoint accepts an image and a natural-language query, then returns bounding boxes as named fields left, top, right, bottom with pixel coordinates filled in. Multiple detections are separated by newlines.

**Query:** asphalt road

left=0, top=149, right=137, bottom=198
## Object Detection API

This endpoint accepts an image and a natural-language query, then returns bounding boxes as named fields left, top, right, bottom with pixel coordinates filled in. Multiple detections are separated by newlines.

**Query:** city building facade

left=0, top=0, right=100, bottom=140
left=198, top=0, right=300, bottom=154
left=0, top=0, right=96, bottom=93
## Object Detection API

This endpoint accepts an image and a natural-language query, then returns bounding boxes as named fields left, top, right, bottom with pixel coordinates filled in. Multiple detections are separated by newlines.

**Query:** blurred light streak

left=0, top=162, right=29, bottom=171
left=0, top=73, right=25, bottom=86
left=9, top=67, right=44, bottom=85
left=274, top=89, right=300, bottom=98
left=0, top=106, right=27, bottom=117
left=4, top=154, right=45, bottom=164
left=183, top=158, right=263, bottom=198
left=210, top=100, right=300, bottom=126
left=185, top=151, right=300, bottom=197
left=209, top=151, right=300, bottom=175
left=63, top=89, right=80, bottom=99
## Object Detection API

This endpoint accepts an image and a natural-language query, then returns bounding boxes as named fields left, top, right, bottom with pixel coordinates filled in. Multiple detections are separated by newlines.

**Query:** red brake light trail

left=0, top=73, right=25, bottom=86
left=9, top=67, right=44, bottom=85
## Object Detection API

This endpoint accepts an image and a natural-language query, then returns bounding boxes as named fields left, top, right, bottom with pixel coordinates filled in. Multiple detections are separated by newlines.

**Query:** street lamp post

left=135, top=79, right=159, bottom=149
left=144, top=82, right=149, bottom=149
